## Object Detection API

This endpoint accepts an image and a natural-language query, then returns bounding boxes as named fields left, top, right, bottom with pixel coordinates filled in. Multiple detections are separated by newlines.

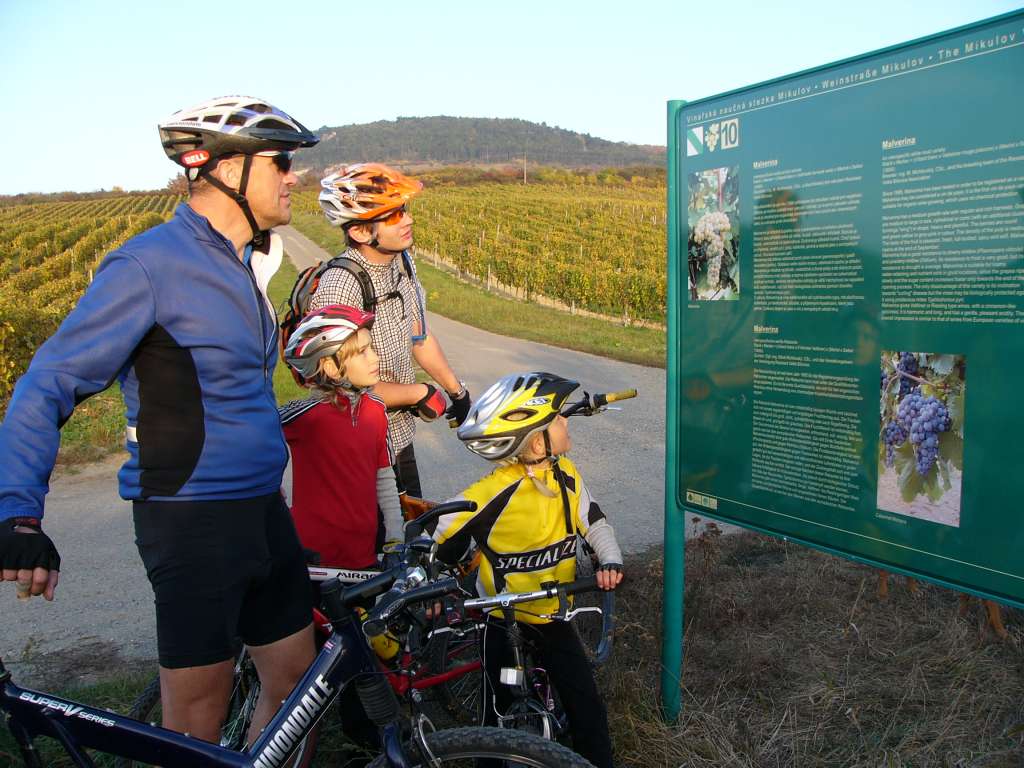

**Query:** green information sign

left=663, top=11, right=1024, bottom=718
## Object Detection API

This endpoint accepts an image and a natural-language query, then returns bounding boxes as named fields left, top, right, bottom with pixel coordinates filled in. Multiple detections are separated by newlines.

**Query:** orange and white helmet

left=319, top=163, right=423, bottom=226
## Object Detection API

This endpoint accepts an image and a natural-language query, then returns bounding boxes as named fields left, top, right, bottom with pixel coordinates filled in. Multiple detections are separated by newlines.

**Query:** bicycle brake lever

left=562, top=605, right=603, bottom=622
left=555, top=584, right=570, bottom=618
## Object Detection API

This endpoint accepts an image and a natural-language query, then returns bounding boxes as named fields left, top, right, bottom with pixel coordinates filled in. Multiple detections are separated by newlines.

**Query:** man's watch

left=448, top=380, right=468, bottom=399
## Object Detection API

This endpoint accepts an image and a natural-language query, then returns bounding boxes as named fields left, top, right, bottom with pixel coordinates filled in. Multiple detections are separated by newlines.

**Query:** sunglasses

left=379, top=204, right=409, bottom=226
left=254, top=150, right=295, bottom=173
left=270, top=151, right=294, bottom=173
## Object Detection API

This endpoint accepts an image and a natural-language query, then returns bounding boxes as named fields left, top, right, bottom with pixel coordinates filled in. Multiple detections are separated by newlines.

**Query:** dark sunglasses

left=252, top=150, right=294, bottom=173
left=269, top=151, right=294, bottom=173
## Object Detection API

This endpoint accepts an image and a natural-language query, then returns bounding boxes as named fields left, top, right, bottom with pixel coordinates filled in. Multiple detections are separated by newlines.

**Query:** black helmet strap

left=200, top=154, right=267, bottom=248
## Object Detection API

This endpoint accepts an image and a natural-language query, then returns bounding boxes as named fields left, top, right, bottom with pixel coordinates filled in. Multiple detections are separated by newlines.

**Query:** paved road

left=4, top=226, right=700, bottom=683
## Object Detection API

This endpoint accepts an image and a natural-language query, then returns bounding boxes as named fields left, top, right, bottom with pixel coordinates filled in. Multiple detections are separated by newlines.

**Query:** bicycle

left=442, top=575, right=614, bottom=743
left=120, top=499, right=484, bottom=766
left=116, top=563, right=383, bottom=768
left=1, top=500, right=596, bottom=768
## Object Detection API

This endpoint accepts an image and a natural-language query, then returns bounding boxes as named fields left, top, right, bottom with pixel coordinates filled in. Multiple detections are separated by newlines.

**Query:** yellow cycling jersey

left=433, top=457, right=606, bottom=623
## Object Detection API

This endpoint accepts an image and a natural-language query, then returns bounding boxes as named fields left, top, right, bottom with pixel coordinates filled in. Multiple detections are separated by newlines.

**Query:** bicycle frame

left=308, top=562, right=484, bottom=702
left=0, top=585, right=412, bottom=768
left=309, top=599, right=483, bottom=700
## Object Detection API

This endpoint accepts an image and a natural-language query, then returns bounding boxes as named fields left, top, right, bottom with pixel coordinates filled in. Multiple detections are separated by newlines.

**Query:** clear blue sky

left=0, top=0, right=1019, bottom=194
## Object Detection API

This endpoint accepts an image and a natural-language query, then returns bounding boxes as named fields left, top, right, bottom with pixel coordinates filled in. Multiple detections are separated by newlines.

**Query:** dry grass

left=602, top=528, right=1024, bottom=767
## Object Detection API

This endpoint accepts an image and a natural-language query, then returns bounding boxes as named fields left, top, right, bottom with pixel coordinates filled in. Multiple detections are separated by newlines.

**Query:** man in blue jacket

left=0, top=96, right=319, bottom=745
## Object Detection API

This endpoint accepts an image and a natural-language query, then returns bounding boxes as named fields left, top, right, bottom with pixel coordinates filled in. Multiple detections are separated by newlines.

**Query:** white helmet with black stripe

left=158, top=96, right=319, bottom=246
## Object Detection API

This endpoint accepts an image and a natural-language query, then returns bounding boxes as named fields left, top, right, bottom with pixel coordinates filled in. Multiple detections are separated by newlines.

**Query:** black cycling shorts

left=133, top=492, right=312, bottom=669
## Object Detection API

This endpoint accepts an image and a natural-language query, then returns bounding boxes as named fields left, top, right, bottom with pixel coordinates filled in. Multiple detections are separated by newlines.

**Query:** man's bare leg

left=245, top=622, right=316, bottom=746
left=159, top=659, right=235, bottom=742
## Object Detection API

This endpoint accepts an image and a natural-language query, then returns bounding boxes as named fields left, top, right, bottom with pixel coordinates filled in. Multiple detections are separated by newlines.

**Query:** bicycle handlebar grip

left=563, top=574, right=599, bottom=595
left=594, top=388, right=637, bottom=408
left=338, top=567, right=400, bottom=611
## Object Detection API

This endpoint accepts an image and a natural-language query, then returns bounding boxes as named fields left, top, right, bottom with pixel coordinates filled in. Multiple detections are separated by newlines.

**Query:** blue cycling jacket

left=0, top=204, right=288, bottom=521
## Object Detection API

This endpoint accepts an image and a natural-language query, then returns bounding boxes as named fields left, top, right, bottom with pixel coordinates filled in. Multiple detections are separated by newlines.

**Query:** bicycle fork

left=493, top=611, right=560, bottom=739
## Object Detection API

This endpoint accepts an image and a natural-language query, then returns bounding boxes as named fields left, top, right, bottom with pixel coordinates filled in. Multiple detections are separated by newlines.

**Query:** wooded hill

left=301, top=116, right=664, bottom=169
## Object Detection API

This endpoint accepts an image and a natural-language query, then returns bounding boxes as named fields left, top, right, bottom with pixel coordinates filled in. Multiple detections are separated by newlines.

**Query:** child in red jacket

left=280, top=304, right=402, bottom=569
left=281, top=304, right=404, bottom=764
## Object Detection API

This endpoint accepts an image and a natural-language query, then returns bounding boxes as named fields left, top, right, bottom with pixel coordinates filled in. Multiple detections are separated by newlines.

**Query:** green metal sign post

left=663, top=10, right=1024, bottom=721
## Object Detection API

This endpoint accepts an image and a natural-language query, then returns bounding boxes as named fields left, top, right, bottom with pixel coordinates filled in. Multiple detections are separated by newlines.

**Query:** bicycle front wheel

left=366, top=726, right=595, bottom=767
left=424, top=621, right=483, bottom=725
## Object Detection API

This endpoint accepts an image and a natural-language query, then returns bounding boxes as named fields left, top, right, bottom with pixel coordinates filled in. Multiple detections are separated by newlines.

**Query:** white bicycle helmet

left=158, top=96, right=319, bottom=247
left=159, top=96, right=318, bottom=173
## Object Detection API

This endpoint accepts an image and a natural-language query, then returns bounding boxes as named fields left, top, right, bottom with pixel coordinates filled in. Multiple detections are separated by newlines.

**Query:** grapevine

left=293, top=183, right=667, bottom=322
left=0, top=195, right=177, bottom=404
left=878, top=350, right=965, bottom=505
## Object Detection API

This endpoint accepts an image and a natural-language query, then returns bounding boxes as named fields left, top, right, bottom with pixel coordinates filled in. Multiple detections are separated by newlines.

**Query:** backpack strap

left=278, top=255, right=379, bottom=387
left=319, top=255, right=376, bottom=312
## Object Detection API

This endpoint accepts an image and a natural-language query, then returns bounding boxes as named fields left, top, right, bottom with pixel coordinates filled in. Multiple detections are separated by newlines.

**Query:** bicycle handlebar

left=561, top=388, right=637, bottom=418
left=362, top=574, right=608, bottom=637
left=361, top=571, right=616, bottom=667
left=363, top=577, right=461, bottom=638
left=460, top=575, right=601, bottom=612
left=403, top=498, right=477, bottom=536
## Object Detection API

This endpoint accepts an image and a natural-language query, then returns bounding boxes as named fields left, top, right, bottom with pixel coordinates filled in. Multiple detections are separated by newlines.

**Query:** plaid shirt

left=309, top=248, right=426, bottom=452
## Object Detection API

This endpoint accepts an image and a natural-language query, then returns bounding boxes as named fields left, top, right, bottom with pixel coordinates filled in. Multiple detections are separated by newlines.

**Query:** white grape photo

left=876, top=350, right=966, bottom=527
left=686, top=166, right=739, bottom=301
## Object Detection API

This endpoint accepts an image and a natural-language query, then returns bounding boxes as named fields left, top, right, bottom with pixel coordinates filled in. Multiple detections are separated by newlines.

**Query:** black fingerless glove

left=598, top=563, right=623, bottom=577
left=445, top=386, right=472, bottom=427
left=0, top=517, right=61, bottom=571
left=414, top=385, right=448, bottom=422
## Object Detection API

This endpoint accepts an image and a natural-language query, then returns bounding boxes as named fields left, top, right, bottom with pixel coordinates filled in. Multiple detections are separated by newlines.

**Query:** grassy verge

left=268, top=256, right=310, bottom=404
left=55, top=387, right=127, bottom=466
left=604, top=530, right=1024, bottom=767
left=4, top=531, right=1021, bottom=766
left=289, top=212, right=666, bottom=369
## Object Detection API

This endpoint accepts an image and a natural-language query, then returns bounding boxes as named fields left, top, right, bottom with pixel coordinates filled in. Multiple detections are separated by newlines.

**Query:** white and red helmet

left=283, top=304, right=375, bottom=384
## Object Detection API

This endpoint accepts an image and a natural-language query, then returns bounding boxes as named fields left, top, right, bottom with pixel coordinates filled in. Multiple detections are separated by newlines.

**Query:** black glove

left=445, top=386, right=472, bottom=427
left=0, top=517, right=61, bottom=572
left=597, top=563, right=623, bottom=578
left=414, top=384, right=447, bottom=422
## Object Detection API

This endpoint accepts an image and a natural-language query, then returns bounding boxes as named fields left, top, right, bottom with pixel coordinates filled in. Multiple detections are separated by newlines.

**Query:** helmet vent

left=254, top=117, right=294, bottom=132
left=503, top=409, right=535, bottom=422
left=225, top=114, right=247, bottom=126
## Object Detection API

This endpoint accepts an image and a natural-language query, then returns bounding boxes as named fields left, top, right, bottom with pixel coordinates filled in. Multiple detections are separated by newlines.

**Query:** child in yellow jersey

left=431, top=372, right=623, bottom=768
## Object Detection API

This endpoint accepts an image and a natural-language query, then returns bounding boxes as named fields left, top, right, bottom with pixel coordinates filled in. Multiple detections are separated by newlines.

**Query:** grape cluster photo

left=877, top=350, right=966, bottom=526
left=686, top=166, right=740, bottom=301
